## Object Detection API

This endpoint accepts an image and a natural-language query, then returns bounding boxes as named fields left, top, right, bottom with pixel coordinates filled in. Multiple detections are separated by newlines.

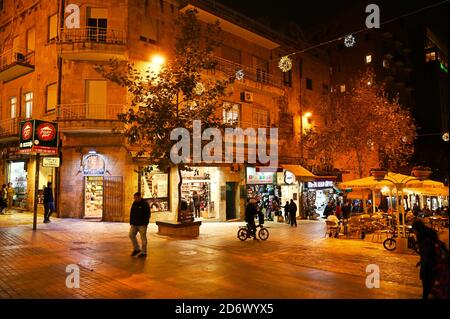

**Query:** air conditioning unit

left=15, top=52, right=25, bottom=62
left=240, top=91, right=253, bottom=102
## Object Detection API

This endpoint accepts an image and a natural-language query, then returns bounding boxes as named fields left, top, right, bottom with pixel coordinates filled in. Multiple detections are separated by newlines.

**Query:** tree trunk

left=356, top=150, right=364, bottom=178
left=177, top=164, right=182, bottom=222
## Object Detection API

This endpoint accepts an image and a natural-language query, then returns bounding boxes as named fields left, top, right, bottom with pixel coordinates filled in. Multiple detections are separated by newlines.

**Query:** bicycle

left=237, top=223, right=269, bottom=241
left=383, top=226, right=419, bottom=253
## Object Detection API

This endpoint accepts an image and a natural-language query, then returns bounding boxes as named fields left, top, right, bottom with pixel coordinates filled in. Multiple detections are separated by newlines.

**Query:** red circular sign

left=36, top=123, right=56, bottom=141
left=21, top=122, right=33, bottom=141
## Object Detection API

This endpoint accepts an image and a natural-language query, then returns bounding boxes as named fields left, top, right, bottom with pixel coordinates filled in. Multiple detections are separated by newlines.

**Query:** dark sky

left=213, top=0, right=449, bottom=45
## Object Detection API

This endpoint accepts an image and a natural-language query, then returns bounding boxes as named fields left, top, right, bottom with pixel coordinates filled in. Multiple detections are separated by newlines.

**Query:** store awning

left=280, top=164, right=316, bottom=181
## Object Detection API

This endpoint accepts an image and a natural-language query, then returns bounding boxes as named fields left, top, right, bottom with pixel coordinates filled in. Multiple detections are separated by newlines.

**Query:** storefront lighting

left=303, top=112, right=312, bottom=118
left=381, top=186, right=390, bottom=193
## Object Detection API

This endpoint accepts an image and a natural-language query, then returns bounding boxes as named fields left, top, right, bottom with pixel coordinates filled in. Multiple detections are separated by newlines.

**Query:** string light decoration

left=344, top=34, right=356, bottom=48
left=402, top=136, right=408, bottom=143
left=235, top=69, right=244, bottom=81
left=443, top=132, right=449, bottom=142
left=278, top=55, right=293, bottom=72
left=194, top=82, right=205, bottom=95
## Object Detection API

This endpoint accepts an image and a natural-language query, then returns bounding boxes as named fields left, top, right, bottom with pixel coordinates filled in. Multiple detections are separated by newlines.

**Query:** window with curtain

left=223, top=102, right=240, bottom=124
left=48, top=14, right=58, bottom=41
left=10, top=97, right=17, bottom=119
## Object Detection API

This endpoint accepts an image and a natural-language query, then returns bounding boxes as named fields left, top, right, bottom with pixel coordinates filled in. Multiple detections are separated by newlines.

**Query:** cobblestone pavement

left=0, top=211, right=448, bottom=299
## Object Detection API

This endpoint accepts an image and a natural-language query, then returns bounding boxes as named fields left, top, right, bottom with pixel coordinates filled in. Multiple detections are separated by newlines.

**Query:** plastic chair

left=325, top=221, right=340, bottom=238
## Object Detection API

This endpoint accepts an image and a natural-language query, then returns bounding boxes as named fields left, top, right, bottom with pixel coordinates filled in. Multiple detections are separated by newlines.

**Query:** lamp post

left=370, top=167, right=432, bottom=251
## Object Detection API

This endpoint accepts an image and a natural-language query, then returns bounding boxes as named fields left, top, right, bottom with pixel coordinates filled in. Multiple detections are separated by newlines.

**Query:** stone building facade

left=0, top=0, right=342, bottom=222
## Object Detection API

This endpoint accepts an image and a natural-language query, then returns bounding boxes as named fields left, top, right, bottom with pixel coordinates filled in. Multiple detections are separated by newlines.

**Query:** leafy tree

left=303, top=71, right=416, bottom=177
left=96, top=10, right=233, bottom=221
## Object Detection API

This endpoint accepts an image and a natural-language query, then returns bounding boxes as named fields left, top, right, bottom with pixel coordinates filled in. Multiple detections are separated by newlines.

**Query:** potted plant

left=411, top=166, right=432, bottom=181
left=370, top=168, right=388, bottom=181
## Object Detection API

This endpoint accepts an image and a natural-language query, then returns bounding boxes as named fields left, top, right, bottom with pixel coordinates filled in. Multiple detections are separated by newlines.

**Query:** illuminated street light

left=151, top=54, right=165, bottom=66
left=303, top=112, right=312, bottom=118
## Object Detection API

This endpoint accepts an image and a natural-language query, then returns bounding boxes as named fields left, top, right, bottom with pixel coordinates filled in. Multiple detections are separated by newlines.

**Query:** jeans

left=44, top=202, right=55, bottom=220
left=129, top=225, right=148, bottom=254
left=194, top=205, right=201, bottom=218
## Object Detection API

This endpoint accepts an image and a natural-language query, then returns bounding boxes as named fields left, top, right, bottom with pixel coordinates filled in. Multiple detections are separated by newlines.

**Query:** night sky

left=213, top=0, right=449, bottom=43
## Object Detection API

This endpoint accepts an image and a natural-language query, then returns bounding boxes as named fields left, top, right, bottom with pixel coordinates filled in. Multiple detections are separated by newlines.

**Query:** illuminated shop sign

left=19, top=120, right=59, bottom=155
left=247, top=172, right=274, bottom=184
left=307, top=181, right=334, bottom=189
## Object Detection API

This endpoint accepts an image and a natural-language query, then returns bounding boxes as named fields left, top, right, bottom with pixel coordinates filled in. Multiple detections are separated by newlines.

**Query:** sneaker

left=138, top=253, right=147, bottom=258
left=130, top=250, right=141, bottom=257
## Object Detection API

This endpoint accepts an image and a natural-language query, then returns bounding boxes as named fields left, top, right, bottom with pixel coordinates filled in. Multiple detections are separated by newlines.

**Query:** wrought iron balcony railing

left=59, top=27, right=127, bottom=45
left=57, top=104, right=124, bottom=121
left=212, top=56, right=284, bottom=88
left=0, top=118, right=21, bottom=137
left=0, top=48, right=35, bottom=72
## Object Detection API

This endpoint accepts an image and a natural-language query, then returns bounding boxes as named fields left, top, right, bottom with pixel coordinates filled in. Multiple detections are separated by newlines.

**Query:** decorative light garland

left=278, top=55, right=293, bottom=72
left=344, top=34, right=356, bottom=48
left=443, top=132, right=449, bottom=142
left=194, top=82, right=205, bottom=95
left=235, top=69, right=244, bottom=81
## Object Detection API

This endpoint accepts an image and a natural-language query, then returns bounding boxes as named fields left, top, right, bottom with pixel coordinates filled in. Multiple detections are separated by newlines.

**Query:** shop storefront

left=304, top=179, right=342, bottom=217
left=8, top=160, right=29, bottom=209
left=142, top=167, right=170, bottom=212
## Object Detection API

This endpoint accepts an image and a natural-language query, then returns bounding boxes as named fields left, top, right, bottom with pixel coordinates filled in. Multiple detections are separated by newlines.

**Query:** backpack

left=431, top=240, right=449, bottom=299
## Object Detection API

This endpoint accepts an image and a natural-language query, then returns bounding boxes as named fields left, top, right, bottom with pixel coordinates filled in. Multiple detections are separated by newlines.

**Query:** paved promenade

left=1, top=211, right=447, bottom=299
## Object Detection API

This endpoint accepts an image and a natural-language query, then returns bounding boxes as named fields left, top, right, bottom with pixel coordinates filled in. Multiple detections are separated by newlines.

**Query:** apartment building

left=0, top=0, right=332, bottom=222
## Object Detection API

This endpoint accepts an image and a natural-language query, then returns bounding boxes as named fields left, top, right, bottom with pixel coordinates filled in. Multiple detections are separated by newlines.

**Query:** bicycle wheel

left=237, top=228, right=249, bottom=241
left=383, top=238, right=397, bottom=251
left=258, top=228, right=269, bottom=240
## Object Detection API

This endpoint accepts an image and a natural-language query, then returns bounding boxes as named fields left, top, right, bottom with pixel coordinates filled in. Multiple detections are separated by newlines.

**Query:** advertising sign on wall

left=19, top=120, right=59, bottom=155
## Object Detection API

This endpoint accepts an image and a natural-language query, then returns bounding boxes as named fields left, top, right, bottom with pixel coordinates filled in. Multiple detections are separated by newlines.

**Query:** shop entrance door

left=84, top=176, right=103, bottom=219
left=103, top=176, right=123, bottom=221
left=226, top=182, right=237, bottom=220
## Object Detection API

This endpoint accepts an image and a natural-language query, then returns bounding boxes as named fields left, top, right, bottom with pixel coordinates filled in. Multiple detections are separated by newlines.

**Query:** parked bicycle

left=383, top=226, right=419, bottom=253
left=237, top=223, right=269, bottom=241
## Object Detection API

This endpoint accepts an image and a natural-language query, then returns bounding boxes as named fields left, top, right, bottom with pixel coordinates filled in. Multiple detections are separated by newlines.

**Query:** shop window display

left=181, top=168, right=211, bottom=217
left=9, top=161, right=28, bottom=208
left=142, top=168, right=169, bottom=212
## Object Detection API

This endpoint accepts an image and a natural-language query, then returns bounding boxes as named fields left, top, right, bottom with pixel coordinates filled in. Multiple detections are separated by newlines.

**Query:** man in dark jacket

left=43, top=182, right=55, bottom=223
left=129, top=192, right=151, bottom=258
left=245, top=198, right=258, bottom=240
left=289, top=199, right=297, bottom=227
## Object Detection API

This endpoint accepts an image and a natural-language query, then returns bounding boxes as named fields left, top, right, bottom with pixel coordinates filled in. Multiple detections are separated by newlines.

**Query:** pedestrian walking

left=129, top=192, right=151, bottom=258
left=43, top=182, right=55, bottom=223
left=6, top=182, right=14, bottom=211
left=412, top=219, right=449, bottom=299
left=289, top=199, right=297, bottom=227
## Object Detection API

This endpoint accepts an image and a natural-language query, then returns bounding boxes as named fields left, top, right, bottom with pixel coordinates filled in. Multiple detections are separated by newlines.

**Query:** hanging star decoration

left=235, top=69, right=244, bottom=81
left=278, top=55, right=293, bottom=72
left=194, top=82, right=205, bottom=95
left=443, top=132, right=449, bottom=142
left=344, top=34, right=356, bottom=48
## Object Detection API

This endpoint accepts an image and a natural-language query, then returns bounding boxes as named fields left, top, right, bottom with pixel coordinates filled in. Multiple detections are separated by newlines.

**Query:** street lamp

left=370, top=167, right=432, bottom=246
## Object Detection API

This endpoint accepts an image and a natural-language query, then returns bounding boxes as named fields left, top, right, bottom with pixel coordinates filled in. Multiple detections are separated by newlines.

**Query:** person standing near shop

left=193, top=191, right=201, bottom=218
left=289, top=199, right=297, bottom=227
left=6, top=183, right=14, bottom=212
left=129, top=192, right=151, bottom=258
left=0, top=184, right=7, bottom=214
left=43, top=182, right=55, bottom=223
left=283, top=201, right=290, bottom=224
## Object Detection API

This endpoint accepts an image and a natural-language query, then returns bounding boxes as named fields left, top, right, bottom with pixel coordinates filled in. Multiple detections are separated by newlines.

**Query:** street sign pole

left=33, top=153, right=40, bottom=231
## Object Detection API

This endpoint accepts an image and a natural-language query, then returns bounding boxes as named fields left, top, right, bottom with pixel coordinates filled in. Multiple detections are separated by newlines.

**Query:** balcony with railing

left=0, top=118, right=21, bottom=141
left=211, top=56, right=285, bottom=90
left=0, top=48, right=35, bottom=82
left=56, top=103, right=125, bottom=132
left=58, top=27, right=127, bottom=61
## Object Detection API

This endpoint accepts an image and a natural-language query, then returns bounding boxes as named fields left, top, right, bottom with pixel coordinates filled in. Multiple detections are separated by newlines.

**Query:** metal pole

left=33, top=153, right=40, bottom=231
